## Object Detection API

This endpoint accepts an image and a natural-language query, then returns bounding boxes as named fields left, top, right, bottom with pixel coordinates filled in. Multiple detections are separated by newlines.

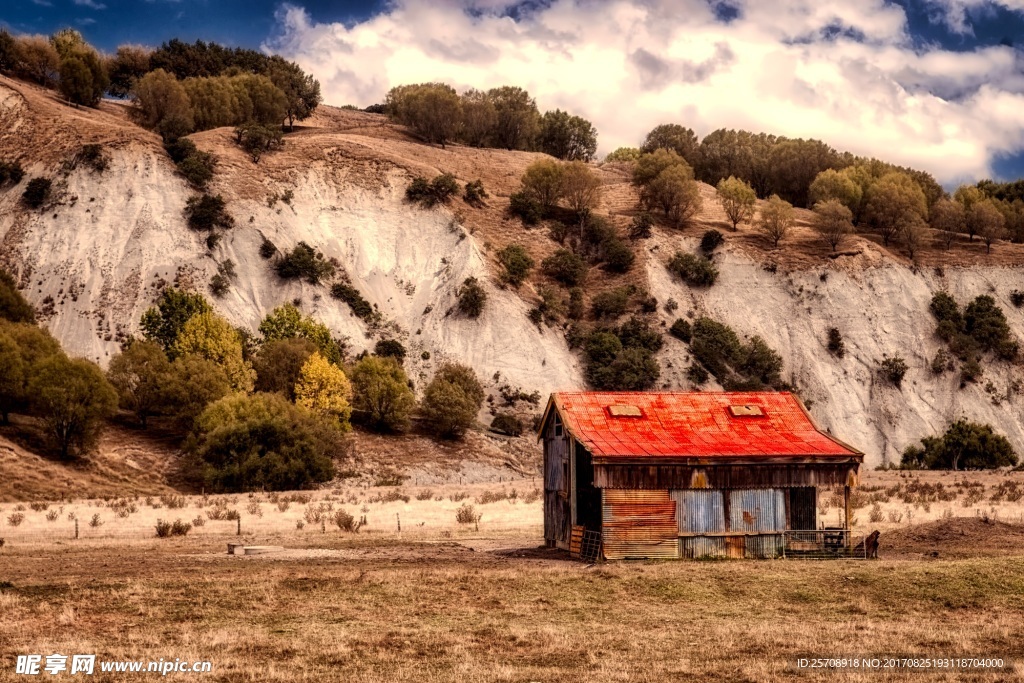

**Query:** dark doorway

left=789, top=487, right=817, bottom=530
left=574, top=445, right=602, bottom=532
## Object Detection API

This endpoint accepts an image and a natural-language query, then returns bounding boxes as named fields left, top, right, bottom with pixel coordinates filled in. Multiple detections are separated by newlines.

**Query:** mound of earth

left=881, top=517, right=1024, bottom=559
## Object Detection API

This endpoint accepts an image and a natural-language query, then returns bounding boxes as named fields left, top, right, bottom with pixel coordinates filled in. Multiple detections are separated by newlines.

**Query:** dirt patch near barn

left=881, top=517, right=1024, bottom=559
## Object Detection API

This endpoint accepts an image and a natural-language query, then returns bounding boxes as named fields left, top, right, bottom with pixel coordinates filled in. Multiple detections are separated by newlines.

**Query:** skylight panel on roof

left=728, top=404, right=764, bottom=417
left=607, top=404, right=642, bottom=417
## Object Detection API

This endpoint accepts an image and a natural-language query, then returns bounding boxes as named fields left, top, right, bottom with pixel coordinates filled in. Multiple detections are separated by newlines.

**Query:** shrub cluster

left=667, top=252, right=719, bottom=287
left=275, top=242, right=335, bottom=284
left=901, top=420, right=1017, bottom=470
left=497, top=244, right=534, bottom=287
left=490, top=412, right=524, bottom=436
left=464, top=179, right=488, bottom=206
left=878, top=354, right=908, bottom=388
left=541, top=249, right=588, bottom=286
left=21, top=178, right=52, bottom=209
left=330, top=282, right=374, bottom=320
left=669, top=318, right=692, bottom=343
left=166, top=138, right=215, bottom=189
left=406, top=173, right=459, bottom=206
left=0, top=159, right=25, bottom=186
left=583, top=316, right=662, bottom=391
left=184, top=194, right=234, bottom=232
left=689, top=317, right=784, bottom=390
left=930, top=292, right=1018, bottom=385
left=457, top=277, right=487, bottom=318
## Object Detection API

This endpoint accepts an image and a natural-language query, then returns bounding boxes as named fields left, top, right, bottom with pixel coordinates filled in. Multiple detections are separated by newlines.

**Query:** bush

left=628, top=212, right=654, bottom=240
left=171, top=519, right=191, bottom=536
left=1011, top=290, right=1024, bottom=308
left=0, top=269, right=35, bottom=323
left=76, top=144, right=109, bottom=173
left=497, top=244, right=534, bottom=287
left=826, top=327, right=845, bottom=358
left=155, top=519, right=172, bottom=537
left=21, top=178, right=52, bottom=209
left=879, top=354, right=908, bottom=388
left=464, top=179, right=488, bottom=206
left=542, top=249, right=588, bottom=286
left=615, top=316, right=663, bottom=353
left=567, top=288, right=585, bottom=320
left=689, top=317, right=784, bottom=390
left=456, top=503, right=478, bottom=525
left=964, top=295, right=1016, bottom=358
left=700, top=229, right=724, bottom=254
left=234, top=122, right=284, bottom=163
left=184, top=393, right=339, bottom=492
left=420, top=363, right=485, bottom=439
left=457, top=277, right=487, bottom=318
left=350, top=356, right=416, bottom=432
left=374, top=339, right=406, bottom=362
left=275, top=242, right=335, bottom=284
left=900, top=420, right=1017, bottom=470
left=29, top=356, right=118, bottom=460
left=508, top=191, right=542, bottom=225
left=176, top=153, right=215, bottom=189
left=602, top=238, right=635, bottom=273
left=667, top=252, right=718, bottom=287
left=687, top=364, right=709, bottom=385
left=0, top=159, right=25, bottom=186
left=590, top=287, right=630, bottom=320
left=259, top=238, right=278, bottom=259
left=330, top=282, right=374, bottom=320
left=669, top=318, right=692, bottom=343
left=333, top=509, right=358, bottom=532
left=490, top=412, right=524, bottom=436
left=583, top=328, right=660, bottom=391
left=184, top=194, right=234, bottom=231
left=406, top=173, right=459, bottom=206
left=931, top=348, right=952, bottom=375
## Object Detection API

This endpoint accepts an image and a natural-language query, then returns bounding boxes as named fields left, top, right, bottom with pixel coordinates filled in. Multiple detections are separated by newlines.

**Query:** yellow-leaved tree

left=294, top=352, right=352, bottom=429
left=173, top=311, right=255, bottom=392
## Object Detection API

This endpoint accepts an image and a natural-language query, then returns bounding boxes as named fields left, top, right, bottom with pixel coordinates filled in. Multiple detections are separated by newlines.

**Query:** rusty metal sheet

left=672, top=489, right=725, bottom=534
left=729, top=489, right=786, bottom=533
left=681, top=536, right=727, bottom=559
left=602, top=489, right=678, bottom=560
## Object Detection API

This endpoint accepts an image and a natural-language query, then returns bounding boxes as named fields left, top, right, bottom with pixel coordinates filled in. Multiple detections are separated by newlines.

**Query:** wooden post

left=236, top=517, right=241, bottom=536
left=74, top=519, right=79, bottom=540
left=844, top=485, right=851, bottom=550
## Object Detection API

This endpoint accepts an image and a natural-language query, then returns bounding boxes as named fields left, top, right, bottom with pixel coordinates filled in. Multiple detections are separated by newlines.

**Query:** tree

left=13, top=35, right=60, bottom=86
left=253, top=337, right=317, bottom=400
left=901, top=215, right=928, bottom=259
left=538, top=109, right=598, bottom=161
left=808, top=168, right=862, bottom=214
left=21, top=178, right=52, bottom=209
left=386, top=82, right=462, bottom=148
left=970, top=199, right=1006, bottom=254
left=373, top=339, right=407, bottom=362
left=542, top=248, right=588, bottom=286
left=267, top=55, right=322, bottom=129
left=349, top=356, right=416, bottom=432
left=161, top=355, right=232, bottom=431
left=258, top=304, right=343, bottom=365
left=864, top=172, right=929, bottom=247
left=520, top=159, right=565, bottom=216
left=173, top=311, right=255, bottom=392
left=641, top=123, right=700, bottom=167
left=0, top=269, right=34, bottom=323
left=696, top=128, right=761, bottom=187
left=106, top=341, right=171, bottom=428
left=497, top=244, right=534, bottom=287
left=645, top=164, right=702, bottom=226
left=767, top=139, right=841, bottom=207
left=605, top=147, right=642, bottom=163
left=457, top=277, right=487, bottom=318
left=931, top=197, right=965, bottom=249
left=756, top=194, right=795, bottom=248
left=140, top=288, right=212, bottom=354
left=106, top=44, right=152, bottom=98
left=901, top=420, right=1017, bottom=470
left=459, top=88, right=497, bottom=147
left=58, top=56, right=96, bottom=107
left=487, top=85, right=540, bottom=150
left=28, top=356, right=117, bottom=460
left=295, top=352, right=352, bottom=427
left=716, top=176, right=757, bottom=230
left=420, top=363, right=485, bottom=439
left=813, top=199, right=854, bottom=252
left=131, top=69, right=194, bottom=140
left=560, top=161, right=602, bottom=219
left=0, top=332, right=25, bottom=425
left=275, top=242, right=335, bottom=284
left=632, top=148, right=686, bottom=187
left=185, top=392, right=338, bottom=491
left=234, top=122, right=284, bottom=163
left=0, top=29, right=16, bottom=74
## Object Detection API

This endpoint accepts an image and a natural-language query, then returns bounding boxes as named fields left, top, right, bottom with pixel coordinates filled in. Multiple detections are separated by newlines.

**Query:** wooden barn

left=539, top=391, right=865, bottom=560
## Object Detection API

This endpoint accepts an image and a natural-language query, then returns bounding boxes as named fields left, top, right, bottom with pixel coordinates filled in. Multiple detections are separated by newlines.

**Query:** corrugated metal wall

left=602, top=490, right=679, bottom=560
left=729, top=489, right=786, bottom=533
left=672, top=490, right=725, bottom=534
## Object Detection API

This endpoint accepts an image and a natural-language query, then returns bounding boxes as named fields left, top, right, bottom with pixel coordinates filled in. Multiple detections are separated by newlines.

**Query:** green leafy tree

left=349, top=356, right=416, bottom=432
left=0, top=269, right=34, bottom=323
left=106, top=44, right=152, bottom=98
left=756, top=194, right=795, bottom=248
left=267, top=55, right=322, bottom=129
left=458, top=88, right=497, bottom=147
left=253, top=337, right=318, bottom=400
left=161, top=355, right=232, bottom=431
left=716, top=176, right=757, bottom=230
left=538, top=109, right=598, bottom=161
left=13, top=35, right=60, bottom=86
left=487, top=85, right=540, bottom=150
left=258, top=303, right=343, bottom=364
left=58, top=56, right=96, bottom=107
left=185, top=392, right=338, bottom=491
left=930, top=197, right=966, bottom=249
left=140, top=288, right=212, bottom=354
left=520, top=159, right=565, bottom=216
left=173, top=311, right=256, bottom=392
left=28, top=356, right=117, bottom=460
left=542, top=248, right=588, bottom=286
left=420, top=363, right=485, bottom=439
left=970, top=199, right=1006, bottom=254
left=863, top=172, right=928, bottom=246
left=809, top=168, right=862, bottom=214
left=812, top=199, right=854, bottom=252
left=106, top=340, right=172, bottom=428
left=560, top=161, right=602, bottom=220
left=0, top=332, right=25, bottom=425
left=0, top=322, right=62, bottom=422
left=295, top=352, right=352, bottom=428
left=766, top=138, right=841, bottom=207
left=605, top=147, right=642, bottom=163
left=130, top=69, right=194, bottom=141
left=642, top=162, right=702, bottom=226
left=901, top=420, right=1017, bottom=470
left=386, top=82, right=462, bottom=148
left=234, top=122, right=284, bottom=163
left=641, top=123, right=700, bottom=167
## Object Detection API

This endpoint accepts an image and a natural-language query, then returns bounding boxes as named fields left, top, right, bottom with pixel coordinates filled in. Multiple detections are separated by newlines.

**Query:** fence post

left=74, top=519, right=79, bottom=540
left=236, top=517, right=241, bottom=536
left=321, top=518, right=325, bottom=534
left=396, top=513, right=401, bottom=533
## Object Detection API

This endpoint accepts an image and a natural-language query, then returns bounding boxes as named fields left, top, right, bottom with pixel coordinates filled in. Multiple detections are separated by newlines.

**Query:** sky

left=4, top=0, right=1024, bottom=186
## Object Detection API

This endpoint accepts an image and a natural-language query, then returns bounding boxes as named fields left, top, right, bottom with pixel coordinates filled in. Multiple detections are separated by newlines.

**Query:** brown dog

left=855, top=530, right=880, bottom=559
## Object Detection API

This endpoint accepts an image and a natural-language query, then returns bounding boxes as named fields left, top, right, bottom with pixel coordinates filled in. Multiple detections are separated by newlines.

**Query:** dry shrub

left=191, top=516, right=206, bottom=527
left=246, top=501, right=263, bottom=518
left=416, top=490, right=435, bottom=501
left=276, top=501, right=290, bottom=513
left=449, top=491, right=470, bottom=502
left=368, top=490, right=410, bottom=504
left=456, top=503, right=479, bottom=525
left=869, top=503, right=883, bottom=523
left=333, top=509, right=359, bottom=532
left=7, top=513, right=24, bottom=527
left=45, top=510, right=59, bottom=522
left=524, top=488, right=541, bottom=504
left=88, top=514, right=102, bottom=528
left=161, top=495, right=187, bottom=510
left=29, top=502, right=48, bottom=512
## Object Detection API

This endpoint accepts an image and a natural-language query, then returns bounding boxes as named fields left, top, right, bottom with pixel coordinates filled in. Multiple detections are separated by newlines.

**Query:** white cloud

left=73, top=0, right=107, bottom=9
left=266, top=0, right=1024, bottom=184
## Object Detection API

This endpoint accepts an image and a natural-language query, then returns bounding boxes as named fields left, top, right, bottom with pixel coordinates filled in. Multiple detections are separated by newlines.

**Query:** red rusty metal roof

left=544, top=391, right=861, bottom=460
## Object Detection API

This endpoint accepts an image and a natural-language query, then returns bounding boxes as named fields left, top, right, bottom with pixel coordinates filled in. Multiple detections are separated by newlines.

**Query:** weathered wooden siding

left=595, top=463, right=857, bottom=489
left=543, top=413, right=571, bottom=547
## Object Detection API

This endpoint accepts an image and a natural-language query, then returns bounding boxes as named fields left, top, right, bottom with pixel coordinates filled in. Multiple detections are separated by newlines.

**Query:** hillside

left=2, top=73, right=1024, bottom=468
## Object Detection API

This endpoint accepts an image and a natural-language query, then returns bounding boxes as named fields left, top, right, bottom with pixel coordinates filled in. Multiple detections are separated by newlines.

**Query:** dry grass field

left=2, top=470, right=1024, bottom=682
